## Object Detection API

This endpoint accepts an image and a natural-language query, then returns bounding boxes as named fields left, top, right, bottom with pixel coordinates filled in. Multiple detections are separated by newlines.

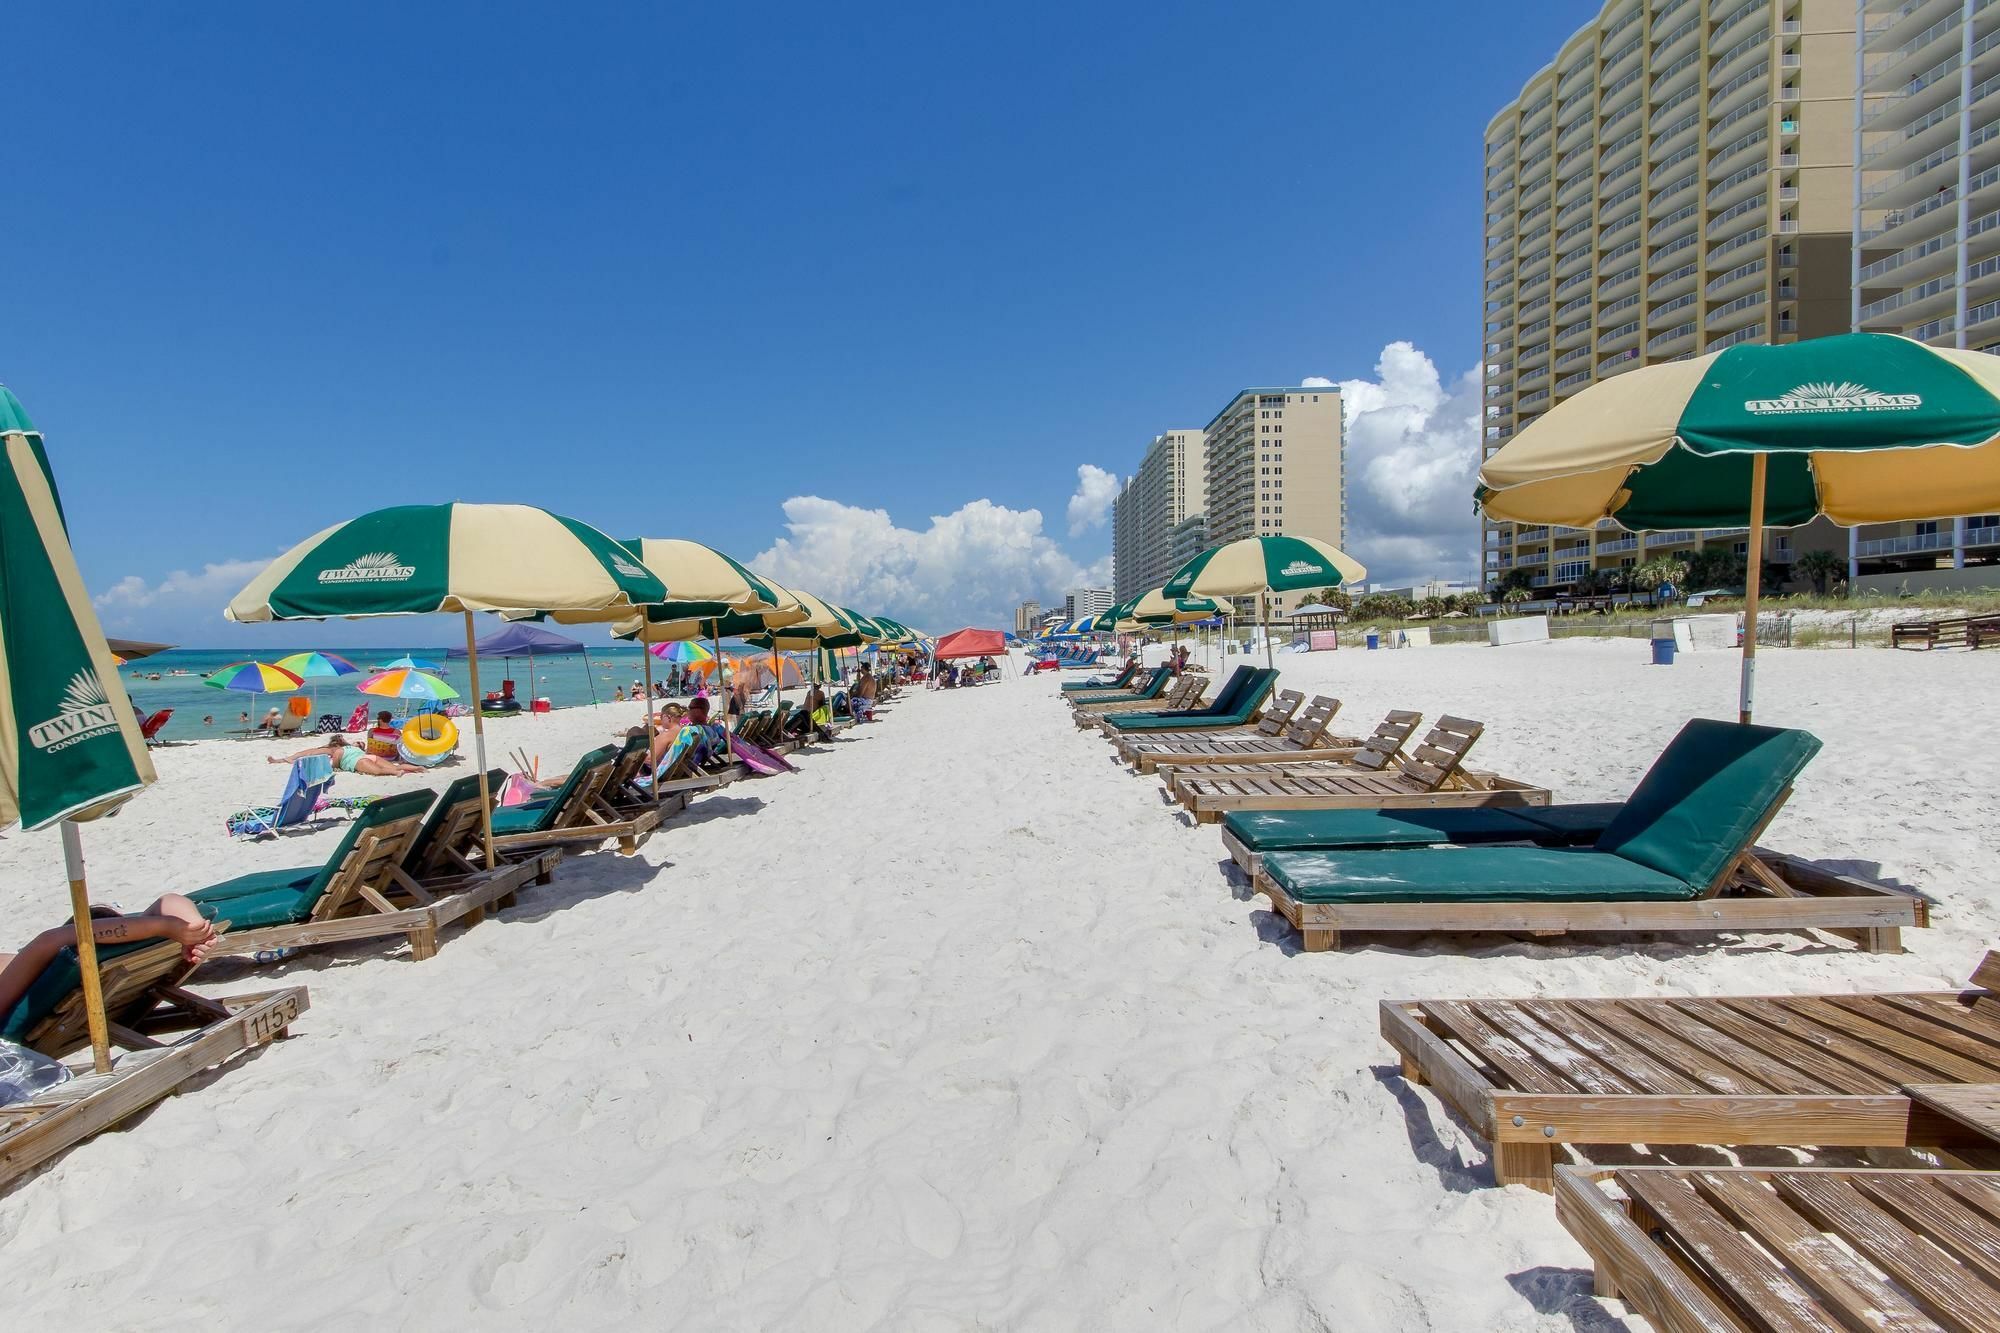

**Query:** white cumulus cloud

left=1301, top=376, right=1336, bottom=388
left=751, top=496, right=1096, bottom=630
left=94, top=558, right=273, bottom=611
left=1065, top=463, right=1120, bottom=537
left=1339, top=342, right=1483, bottom=590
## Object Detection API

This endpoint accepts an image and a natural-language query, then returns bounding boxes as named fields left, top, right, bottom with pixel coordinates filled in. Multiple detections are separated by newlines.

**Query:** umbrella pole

left=1262, top=593, right=1273, bottom=669
left=463, top=612, right=496, bottom=869
left=714, top=622, right=732, bottom=760
left=642, top=644, right=656, bottom=769
left=1740, top=453, right=1767, bottom=725
left=60, top=821, right=113, bottom=1074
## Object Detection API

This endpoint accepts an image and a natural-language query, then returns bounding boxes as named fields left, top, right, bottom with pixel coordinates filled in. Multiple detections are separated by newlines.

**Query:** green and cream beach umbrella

left=1477, top=333, right=2000, bottom=719
left=226, top=503, right=665, bottom=865
left=1161, top=535, right=1366, bottom=665
left=1, top=386, right=158, bottom=1072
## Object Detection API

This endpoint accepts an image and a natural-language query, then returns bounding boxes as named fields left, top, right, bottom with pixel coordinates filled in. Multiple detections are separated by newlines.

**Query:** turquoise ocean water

left=120, top=644, right=805, bottom=742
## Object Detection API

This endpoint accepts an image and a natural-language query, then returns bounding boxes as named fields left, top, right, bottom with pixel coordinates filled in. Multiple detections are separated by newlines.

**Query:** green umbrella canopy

left=1477, top=333, right=2000, bottom=528
left=1, top=387, right=155, bottom=829
left=225, top=503, right=665, bottom=621
left=1161, top=534, right=1367, bottom=599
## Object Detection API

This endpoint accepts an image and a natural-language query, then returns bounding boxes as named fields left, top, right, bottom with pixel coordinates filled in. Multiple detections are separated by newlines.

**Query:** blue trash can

left=1365, top=631, right=1380, bottom=650
left=1651, top=637, right=1676, bottom=666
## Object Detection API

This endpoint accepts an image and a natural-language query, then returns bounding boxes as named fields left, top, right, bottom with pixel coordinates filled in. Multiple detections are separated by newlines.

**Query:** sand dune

left=2, top=639, right=1992, bottom=1328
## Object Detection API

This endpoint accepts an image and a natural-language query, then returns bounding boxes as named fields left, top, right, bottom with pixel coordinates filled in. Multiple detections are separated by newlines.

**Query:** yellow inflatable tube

left=398, top=714, right=458, bottom=767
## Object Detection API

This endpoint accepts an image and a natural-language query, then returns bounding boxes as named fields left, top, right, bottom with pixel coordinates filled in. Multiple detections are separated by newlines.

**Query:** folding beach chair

left=226, top=755, right=347, bottom=838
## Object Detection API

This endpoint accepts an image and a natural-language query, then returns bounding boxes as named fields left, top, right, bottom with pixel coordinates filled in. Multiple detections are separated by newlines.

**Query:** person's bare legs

left=354, top=756, right=423, bottom=777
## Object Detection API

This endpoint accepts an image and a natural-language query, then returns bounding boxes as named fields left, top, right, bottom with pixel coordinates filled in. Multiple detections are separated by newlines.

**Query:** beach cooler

left=532, top=698, right=552, bottom=713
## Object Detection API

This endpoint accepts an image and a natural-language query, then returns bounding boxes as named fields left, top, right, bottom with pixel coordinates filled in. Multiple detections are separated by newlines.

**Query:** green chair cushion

left=1592, top=719, right=1820, bottom=888
left=191, top=876, right=326, bottom=930
left=1105, top=670, right=1276, bottom=731
left=1263, top=845, right=1700, bottom=904
left=1509, top=803, right=1625, bottom=841
left=490, top=803, right=555, bottom=835
left=1224, top=807, right=1544, bottom=850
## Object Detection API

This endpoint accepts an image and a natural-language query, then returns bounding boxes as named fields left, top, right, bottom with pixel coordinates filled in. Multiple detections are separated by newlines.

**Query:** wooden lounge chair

left=1094, top=666, right=1278, bottom=737
left=1119, top=694, right=1349, bottom=771
left=1065, top=665, right=1175, bottom=711
left=1234, top=719, right=1922, bottom=956
left=491, top=744, right=662, bottom=856
left=1071, top=673, right=1207, bottom=723
left=1061, top=662, right=1138, bottom=693
left=191, top=779, right=560, bottom=962
left=0, top=935, right=308, bottom=1189
left=1380, top=948, right=1994, bottom=1194
left=1172, top=715, right=1545, bottom=823
left=1158, top=708, right=1423, bottom=800
left=1556, top=1164, right=2000, bottom=1331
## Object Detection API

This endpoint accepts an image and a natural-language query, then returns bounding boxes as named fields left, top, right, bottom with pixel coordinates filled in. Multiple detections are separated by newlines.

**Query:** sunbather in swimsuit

left=267, top=735, right=422, bottom=777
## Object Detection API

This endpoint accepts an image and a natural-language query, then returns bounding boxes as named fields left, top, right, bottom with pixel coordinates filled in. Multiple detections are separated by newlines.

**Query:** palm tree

left=1793, top=548, right=1842, bottom=596
left=1501, top=587, right=1531, bottom=612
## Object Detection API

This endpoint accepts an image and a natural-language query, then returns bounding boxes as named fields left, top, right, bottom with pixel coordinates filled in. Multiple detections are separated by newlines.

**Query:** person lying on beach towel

left=267, top=734, right=424, bottom=777
left=0, top=897, right=218, bottom=1026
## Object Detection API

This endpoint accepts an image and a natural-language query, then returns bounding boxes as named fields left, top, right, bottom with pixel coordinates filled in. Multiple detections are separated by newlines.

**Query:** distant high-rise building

left=1111, top=429, right=1206, bottom=602
left=1198, top=385, right=1345, bottom=614
left=1851, top=0, right=2000, bottom=582
left=1064, top=587, right=1113, bottom=621
left=1014, top=600, right=1042, bottom=635
left=1481, top=0, right=1857, bottom=597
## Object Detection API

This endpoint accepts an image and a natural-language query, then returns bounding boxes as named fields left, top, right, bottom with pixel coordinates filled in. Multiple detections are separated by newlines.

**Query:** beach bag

left=314, top=714, right=344, bottom=734
left=0, top=1039, right=70, bottom=1107
left=499, top=772, right=543, bottom=807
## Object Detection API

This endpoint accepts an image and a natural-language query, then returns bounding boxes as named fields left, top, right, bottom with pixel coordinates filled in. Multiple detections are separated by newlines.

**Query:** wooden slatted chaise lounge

left=1120, top=695, right=1354, bottom=773
left=1093, top=666, right=1275, bottom=737
left=1240, top=720, right=1919, bottom=956
left=490, top=745, right=662, bottom=857
left=1071, top=672, right=1206, bottom=723
left=1061, top=661, right=1138, bottom=693
left=1109, top=688, right=1303, bottom=752
left=0, top=935, right=308, bottom=1189
left=1159, top=710, right=1423, bottom=800
left=1065, top=664, right=1173, bottom=711
left=189, top=779, right=559, bottom=963
left=1171, top=715, right=1547, bottom=824
left=1555, top=1164, right=2000, bottom=1331
left=1379, top=948, right=1991, bottom=1195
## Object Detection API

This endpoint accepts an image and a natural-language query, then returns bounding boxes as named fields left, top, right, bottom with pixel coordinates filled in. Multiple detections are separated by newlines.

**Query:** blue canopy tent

left=447, top=622, right=595, bottom=711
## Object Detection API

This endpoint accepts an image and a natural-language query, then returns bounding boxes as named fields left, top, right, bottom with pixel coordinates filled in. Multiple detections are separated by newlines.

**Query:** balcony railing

left=1855, top=529, right=1950, bottom=558
left=1707, top=321, right=1766, bottom=351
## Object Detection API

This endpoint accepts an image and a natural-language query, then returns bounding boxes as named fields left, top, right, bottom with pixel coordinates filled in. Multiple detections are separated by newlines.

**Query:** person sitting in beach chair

left=851, top=664, right=879, bottom=720
left=0, top=897, right=218, bottom=1027
left=268, top=733, right=424, bottom=778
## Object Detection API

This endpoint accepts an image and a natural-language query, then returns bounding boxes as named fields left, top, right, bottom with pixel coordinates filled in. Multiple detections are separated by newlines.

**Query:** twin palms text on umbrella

left=226, top=503, right=665, bottom=866
left=1477, top=333, right=2000, bottom=721
left=1, top=387, right=158, bottom=1073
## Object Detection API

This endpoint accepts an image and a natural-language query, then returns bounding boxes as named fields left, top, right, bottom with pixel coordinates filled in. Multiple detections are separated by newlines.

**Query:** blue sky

left=13, top=2, right=1593, bottom=644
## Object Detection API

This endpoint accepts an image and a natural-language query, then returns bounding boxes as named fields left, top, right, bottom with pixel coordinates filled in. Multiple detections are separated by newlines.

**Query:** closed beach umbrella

left=1477, top=333, right=2000, bottom=719
left=226, top=503, right=664, bottom=865
left=358, top=668, right=459, bottom=701
left=1, top=386, right=157, bottom=1072
left=1162, top=535, right=1366, bottom=666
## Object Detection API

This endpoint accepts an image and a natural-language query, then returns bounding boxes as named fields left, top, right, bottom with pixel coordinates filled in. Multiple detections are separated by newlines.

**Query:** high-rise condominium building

left=1851, top=0, right=2000, bottom=582
left=1199, top=386, right=1345, bottom=613
left=1111, top=429, right=1206, bottom=602
left=1482, top=0, right=1856, bottom=597
left=1064, top=587, right=1113, bottom=621
left=1014, top=600, right=1041, bottom=635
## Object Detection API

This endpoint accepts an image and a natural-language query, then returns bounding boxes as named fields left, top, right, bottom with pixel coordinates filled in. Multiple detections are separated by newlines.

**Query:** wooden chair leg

left=407, top=926, right=440, bottom=961
left=1493, top=1140, right=1554, bottom=1192
left=1400, top=1052, right=1427, bottom=1086
left=1300, top=925, right=1338, bottom=953
left=1592, top=1259, right=1619, bottom=1301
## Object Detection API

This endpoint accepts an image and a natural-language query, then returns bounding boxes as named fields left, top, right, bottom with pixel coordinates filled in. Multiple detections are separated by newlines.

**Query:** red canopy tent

left=932, top=628, right=1007, bottom=659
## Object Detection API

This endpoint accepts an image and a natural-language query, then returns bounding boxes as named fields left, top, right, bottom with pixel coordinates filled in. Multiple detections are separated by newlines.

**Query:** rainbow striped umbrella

left=648, top=640, right=713, bottom=665
left=357, top=668, right=458, bottom=701
left=274, top=651, right=360, bottom=681
left=204, top=661, right=304, bottom=693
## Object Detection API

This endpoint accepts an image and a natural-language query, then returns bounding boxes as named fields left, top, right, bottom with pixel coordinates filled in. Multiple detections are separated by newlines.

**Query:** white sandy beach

left=2, top=638, right=1996, bottom=1329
